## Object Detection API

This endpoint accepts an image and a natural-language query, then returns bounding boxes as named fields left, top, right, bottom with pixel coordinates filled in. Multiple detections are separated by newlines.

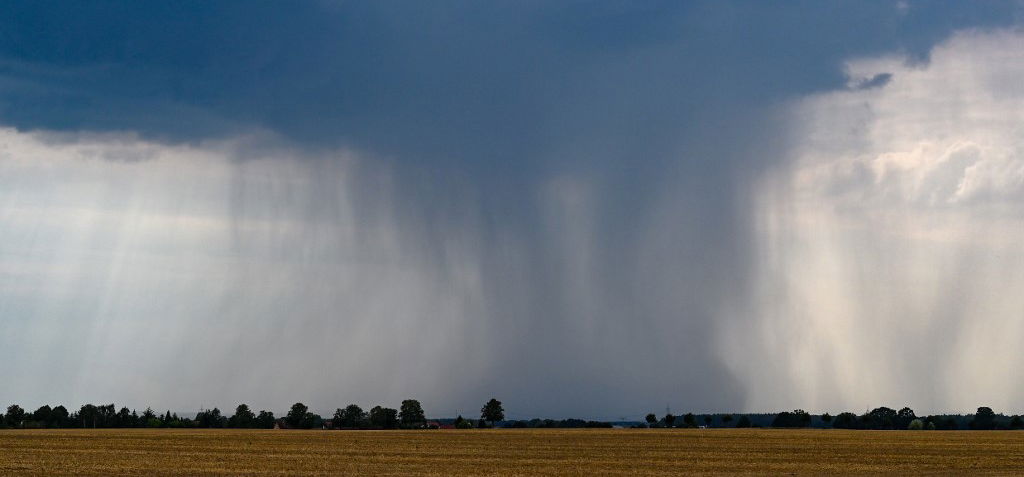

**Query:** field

left=2, top=428, right=1023, bottom=475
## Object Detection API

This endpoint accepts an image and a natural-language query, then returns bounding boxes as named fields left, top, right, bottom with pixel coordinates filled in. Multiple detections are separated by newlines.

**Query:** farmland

left=1, top=428, right=1023, bottom=475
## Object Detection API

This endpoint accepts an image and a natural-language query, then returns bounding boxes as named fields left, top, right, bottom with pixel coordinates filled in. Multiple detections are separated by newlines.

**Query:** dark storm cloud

left=0, top=0, right=1021, bottom=416
left=1, top=1, right=1016, bottom=172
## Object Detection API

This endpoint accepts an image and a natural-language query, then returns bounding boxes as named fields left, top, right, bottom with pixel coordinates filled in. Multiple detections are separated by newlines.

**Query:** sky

left=2, top=1, right=1024, bottom=419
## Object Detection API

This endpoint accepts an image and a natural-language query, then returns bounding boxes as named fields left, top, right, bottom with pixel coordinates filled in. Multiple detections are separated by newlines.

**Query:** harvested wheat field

left=1, top=428, right=1023, bottom=476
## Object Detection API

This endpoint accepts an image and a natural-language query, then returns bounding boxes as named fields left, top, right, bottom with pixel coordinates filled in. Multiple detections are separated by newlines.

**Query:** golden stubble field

left=1, top=428, right=1023, bottom=476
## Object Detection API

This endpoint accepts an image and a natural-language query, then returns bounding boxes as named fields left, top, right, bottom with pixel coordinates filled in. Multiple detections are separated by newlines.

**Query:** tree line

left=5, top=400, right=1022, bottom=431
left=1, top=398, right=507, bottom=430
left=639, top=406, right=1024, bottom=430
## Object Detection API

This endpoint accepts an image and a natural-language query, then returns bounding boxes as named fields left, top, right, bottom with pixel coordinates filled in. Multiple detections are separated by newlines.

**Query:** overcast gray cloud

left=1, top=1, right=1023, bottom=418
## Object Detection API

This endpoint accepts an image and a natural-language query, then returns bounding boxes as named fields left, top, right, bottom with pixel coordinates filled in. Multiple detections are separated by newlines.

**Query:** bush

left=907, top=419, right=924, bottom=430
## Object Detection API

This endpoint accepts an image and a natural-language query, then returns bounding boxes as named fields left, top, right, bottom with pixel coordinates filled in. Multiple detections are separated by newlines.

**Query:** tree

left=896, top=407, right=917, bottom=430
left=480, top=398, right=504, bottom=427
left=820, top=413, right=832, bottom=427
left=722, top=414, right=734, bottom=426
left=863, top=407, right=897, bottom=430
left=971, top=407, right=996, bottom=430
left=926, top=415, right=959, bottom=430
left=79, top=404, right=99, bottom=428
left=369, top=406, right=398, bottom=429
left=832, top=412, right=860, bottom=429
left=682, top=413, right=696, bottom=428
left=142, top=407, right=157, bottom=421
left=93, top=404, right=116, bottom=427
left=256, top=410, right=276, bottom=429
left=735, top=415, right=751, bottom=428
left=454, top=415, right=473, bottom=429
left=704, top=415, right=712, bottom=427
left=286, top=403, right=309, bottom=428
left=5, top=405, right=25, bottom=428
left=664, top=413, right=676, bottom=428
left=399, top=400, right=426, bottom=428
left=772, top=409, right=811, bottom=428
left=302, top=412, right=323, bottom=429
left=645, top=413, right=657, bottom=427
left=195, top=408, right=224, bottom=428
left=51, top=405, right=70, bottom=428
left=32, top=405, right=52, bottom=426
left=116, top=407, right=134, bottom=428
left=1010, top=415, right=1023, bottom=430
left=229, top=404, right=256, bottom=428
left=334, top=404, right=367, bottom=429
left=908, top=419, right=924, bottom=430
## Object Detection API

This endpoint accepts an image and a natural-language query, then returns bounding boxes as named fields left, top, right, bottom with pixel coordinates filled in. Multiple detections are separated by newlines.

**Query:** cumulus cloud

left=724, top=29, right=1024, bottom=412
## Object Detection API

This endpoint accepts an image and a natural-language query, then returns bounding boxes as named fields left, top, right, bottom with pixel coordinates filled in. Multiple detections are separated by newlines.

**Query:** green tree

left=5, top=405, right=25, bottom=428
left=864, top=407, right=897, bottom=429
left=664, top=413, right=676, bottom=428
left=896, top=407, right=917, bottom=429
left=369, top=406, right=398, bottom=429
left=97, top=404, right=116, bottom=427
left=301, top=412, right=322, bottom=429
left=645, top=413, right=657, bottom=427
left=32, top=405, right=52, bottom=426
left=832, top=412, right=860, bottom=429
left=735, top=415, right=751, bottom=428
left=79, top=404, right=99, bottom=428
left=195, top=407, right=224, bottom=428
left=772, top=409, right=811, bottom=428
left=286, top=403, right=309, bottom=428
left=334, top=404, right=367, bottom=429
left=399, top=400, right=426, bottom=428
left=1010, top=415, right=1023, bottom=430
left=481, top=398, right=505, bottom=427
left=256, top=410, right=276, bottom=429
left=908, top=419, right=924, bottom=430
left=229, top=404, right=256, bottom=428
left=455, top=415, right=473, bottom=429
left=682, top=413, right=696, bottom=428
left=116, top=407, right=133, bottom=428
left=722, top=414, right=734, bottom=426
left=51, top=405, right=70, bottom=428
left=970, top=407, right=996, bottom=430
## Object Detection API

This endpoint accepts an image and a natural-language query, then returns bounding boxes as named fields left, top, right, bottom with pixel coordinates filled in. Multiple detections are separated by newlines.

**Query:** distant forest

left=2, top=400, right=1021, bottom=431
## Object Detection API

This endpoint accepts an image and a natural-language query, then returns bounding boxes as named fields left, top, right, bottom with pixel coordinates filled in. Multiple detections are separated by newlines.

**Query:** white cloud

left=722, top=29, right=1024, bottom=413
